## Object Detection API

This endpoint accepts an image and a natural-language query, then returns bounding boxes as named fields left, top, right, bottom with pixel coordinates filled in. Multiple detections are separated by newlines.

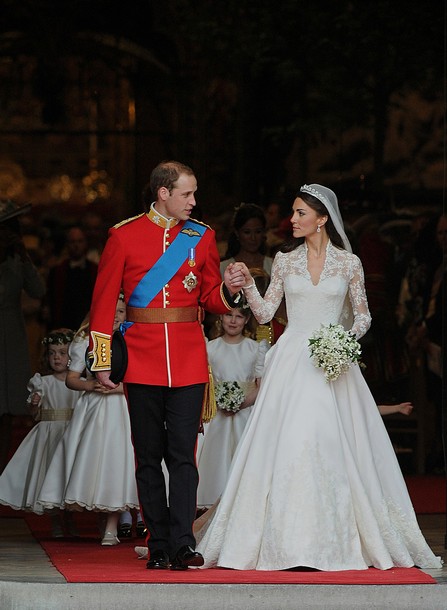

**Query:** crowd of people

left=0, top=162, right=444, bottom=573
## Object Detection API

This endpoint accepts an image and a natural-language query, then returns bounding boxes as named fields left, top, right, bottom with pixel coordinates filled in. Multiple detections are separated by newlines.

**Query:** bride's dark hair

left=280, top=192, right=345, bottom=253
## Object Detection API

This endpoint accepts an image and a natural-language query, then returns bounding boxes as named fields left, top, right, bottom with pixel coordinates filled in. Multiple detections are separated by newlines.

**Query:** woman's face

left=236, top=218, right=265, bottom=253
left=221, top=309, right=247, bottom=337
left=290, top=198, right=324, bottom=239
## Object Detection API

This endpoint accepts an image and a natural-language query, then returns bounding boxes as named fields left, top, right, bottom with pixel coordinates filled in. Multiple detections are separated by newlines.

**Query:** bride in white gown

left=196, top=184, right=442, bottom=572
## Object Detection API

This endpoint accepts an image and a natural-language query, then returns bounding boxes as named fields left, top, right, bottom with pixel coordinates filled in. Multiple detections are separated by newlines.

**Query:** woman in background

left=0, top=200, right=46, bottom=473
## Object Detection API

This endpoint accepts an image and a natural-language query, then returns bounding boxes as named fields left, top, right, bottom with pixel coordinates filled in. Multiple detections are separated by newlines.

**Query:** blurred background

left=0, top=0, right=443, bottom=219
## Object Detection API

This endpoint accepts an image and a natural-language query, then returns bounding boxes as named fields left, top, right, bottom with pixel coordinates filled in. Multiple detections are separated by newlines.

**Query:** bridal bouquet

left=214, top=381, right=245, bottom=413
left=308, top=324, right=362, bottom=382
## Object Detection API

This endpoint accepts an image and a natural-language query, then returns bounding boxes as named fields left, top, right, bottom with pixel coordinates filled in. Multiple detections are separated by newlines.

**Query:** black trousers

left=126, top=383, right=204, bottom=557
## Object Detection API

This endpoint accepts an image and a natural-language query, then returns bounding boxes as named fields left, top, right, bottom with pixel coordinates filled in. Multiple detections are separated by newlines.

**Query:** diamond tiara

left=300, top=184, right=331, bottom=211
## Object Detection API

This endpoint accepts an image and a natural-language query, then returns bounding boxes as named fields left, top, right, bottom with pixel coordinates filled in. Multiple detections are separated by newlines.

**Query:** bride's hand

left=231, top=262, right=255, bottom=289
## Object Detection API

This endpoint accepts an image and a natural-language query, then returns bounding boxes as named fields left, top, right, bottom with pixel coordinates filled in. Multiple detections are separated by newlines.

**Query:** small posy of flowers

left=214, top=381, right=245, bottom=413
left=308, top=323, right=362, bottom=382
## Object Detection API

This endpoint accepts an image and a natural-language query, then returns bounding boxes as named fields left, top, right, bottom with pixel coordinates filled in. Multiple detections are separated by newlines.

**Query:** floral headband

left=42, top=330, right=75, bottom=345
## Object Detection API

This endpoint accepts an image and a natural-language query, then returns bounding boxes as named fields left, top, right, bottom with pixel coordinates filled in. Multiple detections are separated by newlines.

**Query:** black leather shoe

left=117, top=523, right=132, bottom=538
left=146, top=549, right=170, bottom=570
left=170, top=545, right=204, bottom=570
left=136, top=520, right=147, bottom=538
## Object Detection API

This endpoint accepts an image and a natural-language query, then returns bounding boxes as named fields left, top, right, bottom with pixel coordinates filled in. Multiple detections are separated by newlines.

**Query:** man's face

left=156, top=173, right=197, bottom=221
left=66, top=228, right=88, bottom=260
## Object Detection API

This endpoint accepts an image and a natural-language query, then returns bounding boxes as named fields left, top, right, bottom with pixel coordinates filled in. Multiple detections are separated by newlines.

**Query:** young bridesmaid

left=0, top=328, right=80, bottom=536
left=38, top=294, right=140, bottom=545
left=197, top=303, right=269, bottom=509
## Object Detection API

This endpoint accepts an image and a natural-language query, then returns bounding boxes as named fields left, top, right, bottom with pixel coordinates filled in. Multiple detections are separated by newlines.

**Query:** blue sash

left=121, top=219, right=206, bottom=332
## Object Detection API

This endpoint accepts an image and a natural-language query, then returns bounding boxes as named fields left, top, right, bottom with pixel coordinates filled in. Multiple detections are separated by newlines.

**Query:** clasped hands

left=224, top=262, right=254, bottom=293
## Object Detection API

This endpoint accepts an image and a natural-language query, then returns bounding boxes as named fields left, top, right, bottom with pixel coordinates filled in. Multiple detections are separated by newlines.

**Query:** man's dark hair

left=142, top=161, right=195, bottom=209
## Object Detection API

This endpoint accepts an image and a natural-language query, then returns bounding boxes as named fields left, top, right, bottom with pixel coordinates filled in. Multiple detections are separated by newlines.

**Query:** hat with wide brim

left=109, top=330, right=128, bottom=384
left=0, top=200, right=32, bottom=224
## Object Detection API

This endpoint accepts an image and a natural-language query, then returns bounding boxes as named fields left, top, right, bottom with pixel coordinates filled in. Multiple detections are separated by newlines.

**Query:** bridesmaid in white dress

left=38, top=295, right=139, bottom=545
left=0, top=328, right=80, bottom=538
left=197, top=305, right=269, bottom=508
left=0, top=329, right=80, bottom=535
left=196, top=184, right=442, bottom=571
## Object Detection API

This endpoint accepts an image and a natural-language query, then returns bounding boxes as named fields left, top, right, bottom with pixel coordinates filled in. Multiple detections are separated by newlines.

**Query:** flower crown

left=42, top=330, right=75, bottom=345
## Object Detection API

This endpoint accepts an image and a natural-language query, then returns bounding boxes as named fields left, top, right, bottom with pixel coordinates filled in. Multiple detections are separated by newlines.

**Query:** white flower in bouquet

left=308, top=323, right=362, bottom=382
left=214, top=381, right=245, bottom=413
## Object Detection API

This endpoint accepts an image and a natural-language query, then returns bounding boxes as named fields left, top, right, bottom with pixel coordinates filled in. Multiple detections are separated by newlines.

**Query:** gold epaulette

left=89, top=331, right=112, bottom=371
left=189, top=217, right=211, bottom=230
left=113, top=213, right=146, bottom=229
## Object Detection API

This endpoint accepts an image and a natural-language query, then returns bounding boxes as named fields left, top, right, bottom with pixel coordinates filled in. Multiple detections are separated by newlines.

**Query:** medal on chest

left=188, top=247, right=196, bottom=267
left=183, top=271, right=198, bottom=292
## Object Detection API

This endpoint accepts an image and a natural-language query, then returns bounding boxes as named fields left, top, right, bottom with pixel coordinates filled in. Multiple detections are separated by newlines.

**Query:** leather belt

left=126, top=306, right=198, bottom=324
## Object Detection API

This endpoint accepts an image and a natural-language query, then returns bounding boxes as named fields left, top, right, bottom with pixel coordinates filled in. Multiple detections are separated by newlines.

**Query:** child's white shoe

left=101, top=531, right=120, bottom=546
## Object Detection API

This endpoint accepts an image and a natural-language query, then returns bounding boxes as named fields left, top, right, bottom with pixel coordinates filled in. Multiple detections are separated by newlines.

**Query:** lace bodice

left=244, top=242, right=371, bottom=339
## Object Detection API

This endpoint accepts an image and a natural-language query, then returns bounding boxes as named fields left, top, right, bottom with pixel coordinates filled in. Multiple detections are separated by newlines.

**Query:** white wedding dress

left=196, top=242, right=442, bottom=571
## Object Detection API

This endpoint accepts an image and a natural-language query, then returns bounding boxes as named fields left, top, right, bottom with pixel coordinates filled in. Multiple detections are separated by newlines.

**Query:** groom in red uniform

left=88, top=161, right=244, bottom=569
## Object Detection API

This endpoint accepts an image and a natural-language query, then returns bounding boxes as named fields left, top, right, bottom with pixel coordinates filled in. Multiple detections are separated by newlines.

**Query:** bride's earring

left=317, top=225, right=321, bottom=233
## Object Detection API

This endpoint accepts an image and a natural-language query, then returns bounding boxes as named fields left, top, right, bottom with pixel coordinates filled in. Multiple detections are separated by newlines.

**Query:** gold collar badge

left=147, top=205, right=180, bottom=229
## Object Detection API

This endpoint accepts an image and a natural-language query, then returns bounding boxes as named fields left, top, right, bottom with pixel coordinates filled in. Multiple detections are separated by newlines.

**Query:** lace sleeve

left=244, top=254, right=285, bottom=324
left=349, top=255, right=372, bottom=339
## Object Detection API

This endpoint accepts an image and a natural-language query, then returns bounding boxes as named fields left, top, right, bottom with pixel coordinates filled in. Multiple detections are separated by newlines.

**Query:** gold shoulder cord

left=189, top=217, right=211, bottom=230
left=201, top=365, right=217, bottom=423
left=113, top=213, right=145, bottom=229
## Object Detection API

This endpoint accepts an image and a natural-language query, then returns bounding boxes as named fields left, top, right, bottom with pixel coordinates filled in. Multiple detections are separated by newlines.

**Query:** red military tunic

left=89, top=208, right=233, bottom=386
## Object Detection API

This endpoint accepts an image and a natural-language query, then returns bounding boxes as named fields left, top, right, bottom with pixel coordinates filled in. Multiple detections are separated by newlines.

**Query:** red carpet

left=0, top=505, right=438, bottom=585
left=19, top=511, right=436, bottom=585
left=36, top=537, right=435, bottom=584
left=404, top=476, right=446, bottom=514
